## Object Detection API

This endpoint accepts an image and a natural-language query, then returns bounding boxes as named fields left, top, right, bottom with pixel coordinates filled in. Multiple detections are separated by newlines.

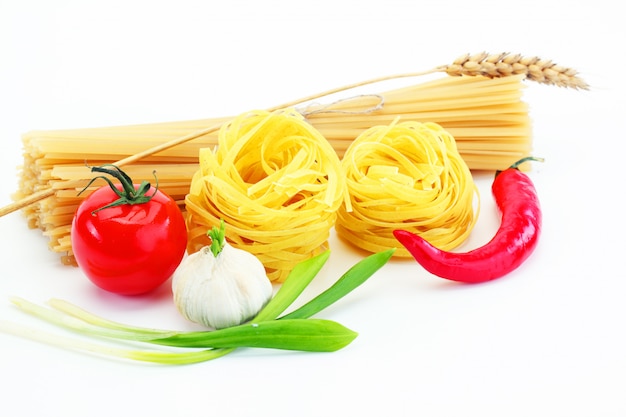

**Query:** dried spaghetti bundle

left=6, top=52, right=587, bottom=264
left=185, top=108, right=345, bottom=282
left=15, top=127, right=206, bottom=264
left=306, top=74, right=532, bottom=170
left=336, top=120, right=479, bottom=257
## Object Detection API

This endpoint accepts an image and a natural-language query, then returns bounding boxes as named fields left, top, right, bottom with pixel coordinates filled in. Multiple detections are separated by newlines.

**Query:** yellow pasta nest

left=185, top=108, right=346, bottom=282
left=336, top=120, right=479, bottom=256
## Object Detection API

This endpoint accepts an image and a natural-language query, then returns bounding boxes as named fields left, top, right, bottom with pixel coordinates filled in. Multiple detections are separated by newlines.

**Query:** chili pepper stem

left=496, top=156, right=545, bottom=177
left=509, top=156, right=545, bottom=170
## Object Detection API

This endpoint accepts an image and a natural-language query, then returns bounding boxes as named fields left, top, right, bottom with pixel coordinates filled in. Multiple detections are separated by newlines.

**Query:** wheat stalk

left=1, top=52, right=587, bottom=219
left=441, top=52, right=589, bottom=90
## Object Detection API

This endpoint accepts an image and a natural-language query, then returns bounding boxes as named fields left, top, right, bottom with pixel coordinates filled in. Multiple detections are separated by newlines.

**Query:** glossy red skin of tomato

left=71, top=184, right=188, bottom=295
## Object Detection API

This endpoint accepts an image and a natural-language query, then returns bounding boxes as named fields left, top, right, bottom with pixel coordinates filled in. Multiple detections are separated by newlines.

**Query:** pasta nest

left=185, top=108, right=346, bottom=282
left=336, top=120, right=479, bottom=256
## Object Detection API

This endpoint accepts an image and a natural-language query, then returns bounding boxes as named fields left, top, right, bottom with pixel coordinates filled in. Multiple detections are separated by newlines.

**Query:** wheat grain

left=443, top=52, right=589, bottom=90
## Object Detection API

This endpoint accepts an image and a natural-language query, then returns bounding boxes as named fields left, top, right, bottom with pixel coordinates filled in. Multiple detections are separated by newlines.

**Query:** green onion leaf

left=280, top=248, right=395, bottom=320
left=252, top=250, right=330, bottom=322
left=10, top=296, right=178, bottom=341
left=47, top=298, right=174, bottom=337
left=2, top=248, right=394, bottom=364
left=0, top=319, right=234, bottom=365
left=148, top=318, right=357, bottom=352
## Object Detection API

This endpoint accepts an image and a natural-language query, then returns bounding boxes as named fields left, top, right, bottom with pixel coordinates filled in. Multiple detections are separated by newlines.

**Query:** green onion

left=149, top=319, right=357, bottom=351
left=280, top=248, right=395, bottom=320
left=21, top=297, right=176, bottom=339
left=0, top=320, right=232, bottom=365
left=2, top=249, right=393, bottom=365
left=10, top=296, right=177, bottom=341
left=253, top=250, right=330, bottom=322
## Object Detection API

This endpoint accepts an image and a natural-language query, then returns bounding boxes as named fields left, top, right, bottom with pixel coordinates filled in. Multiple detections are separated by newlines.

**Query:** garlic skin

left=172, top=242, right=273, bottom=329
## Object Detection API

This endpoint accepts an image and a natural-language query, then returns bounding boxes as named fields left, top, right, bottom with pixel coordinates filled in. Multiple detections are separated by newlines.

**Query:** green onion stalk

left=1, top=249, right=395, bottom=365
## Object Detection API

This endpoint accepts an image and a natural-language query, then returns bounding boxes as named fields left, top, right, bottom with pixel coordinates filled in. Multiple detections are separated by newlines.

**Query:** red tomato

left=71, top=181, right=187, bottom=296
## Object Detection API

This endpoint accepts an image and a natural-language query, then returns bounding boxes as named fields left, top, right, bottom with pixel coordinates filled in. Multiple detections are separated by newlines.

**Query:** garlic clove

left=172, top=243, right=273, bottom=330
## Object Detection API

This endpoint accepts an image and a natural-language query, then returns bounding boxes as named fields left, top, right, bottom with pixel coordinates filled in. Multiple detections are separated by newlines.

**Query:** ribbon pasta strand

left=185, top=109, right=346, bottom=282
left=336, top=120, right=479, bottom=257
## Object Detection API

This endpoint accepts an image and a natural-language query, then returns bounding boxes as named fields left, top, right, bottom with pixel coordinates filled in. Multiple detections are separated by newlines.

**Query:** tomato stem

left=207, top=219, right=226, bottom=257
left=78, top=164, right=159, bottom=214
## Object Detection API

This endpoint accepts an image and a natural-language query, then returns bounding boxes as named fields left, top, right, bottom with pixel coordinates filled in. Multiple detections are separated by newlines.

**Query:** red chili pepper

left=393, top=157, right=543, bottom=283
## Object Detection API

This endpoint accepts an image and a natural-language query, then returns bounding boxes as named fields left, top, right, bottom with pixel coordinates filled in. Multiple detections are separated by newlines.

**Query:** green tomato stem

left=77, top=164, right=159, bottom=214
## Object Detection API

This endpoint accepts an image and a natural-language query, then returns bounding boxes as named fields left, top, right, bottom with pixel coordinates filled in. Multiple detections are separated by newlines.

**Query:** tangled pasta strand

left=185, top=108, right=346, bottom=282
left=336, top=120, right=479, bottom=256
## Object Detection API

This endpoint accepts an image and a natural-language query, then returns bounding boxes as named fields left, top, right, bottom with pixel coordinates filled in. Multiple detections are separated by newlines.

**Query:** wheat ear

left=441, top=52, right=589, bottom=90
left=0, top=52, right=588, bottom=218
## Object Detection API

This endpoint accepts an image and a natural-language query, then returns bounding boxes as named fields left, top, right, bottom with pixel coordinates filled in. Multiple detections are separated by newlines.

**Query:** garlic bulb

left=172, top=221, right=273, bottom=329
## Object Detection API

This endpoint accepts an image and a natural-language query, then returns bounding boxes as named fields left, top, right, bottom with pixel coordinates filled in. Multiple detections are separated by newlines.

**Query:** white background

left=1, top=1, right=624, bottom=416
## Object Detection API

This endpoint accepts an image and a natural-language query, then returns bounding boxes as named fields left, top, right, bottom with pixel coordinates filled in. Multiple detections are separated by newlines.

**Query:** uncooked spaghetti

left=9, top=75, right=523, bottom=265
left=184, top=108, right=346, bottom=282
left=5, top=52, right=587, bottom=264
left=336, top=120, right=479, bottom=257
left=305, top=74, right=532, bottom=169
